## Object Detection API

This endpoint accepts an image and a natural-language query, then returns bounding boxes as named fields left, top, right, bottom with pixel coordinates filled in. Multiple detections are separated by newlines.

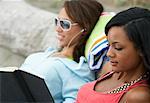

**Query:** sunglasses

left=55, top=17, right=78, bottom=31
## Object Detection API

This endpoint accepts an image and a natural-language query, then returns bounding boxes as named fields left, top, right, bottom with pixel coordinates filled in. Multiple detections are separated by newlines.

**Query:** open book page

left=0, top=67, right=19, bottom=72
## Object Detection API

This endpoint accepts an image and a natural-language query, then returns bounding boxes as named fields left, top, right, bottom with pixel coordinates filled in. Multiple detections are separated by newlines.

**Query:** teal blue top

left=19, top=47, right=95, bottom=103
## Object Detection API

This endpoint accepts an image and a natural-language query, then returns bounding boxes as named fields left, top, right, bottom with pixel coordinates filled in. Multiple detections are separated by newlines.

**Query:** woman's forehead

left=58, top=8, right=72, bottom=21
left=107, top=26, right=129, bottom=43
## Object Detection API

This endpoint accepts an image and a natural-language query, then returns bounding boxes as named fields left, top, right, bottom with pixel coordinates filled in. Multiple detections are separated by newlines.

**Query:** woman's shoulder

left=26, top=47, right=57, bottom=60
left=126, top=86, right=150, bottom=103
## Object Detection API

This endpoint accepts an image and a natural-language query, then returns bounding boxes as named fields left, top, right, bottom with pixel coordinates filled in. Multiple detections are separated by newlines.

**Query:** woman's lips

left=57, top=34, right=64, bottom=41
left=110, top=61, right=118, bottom=66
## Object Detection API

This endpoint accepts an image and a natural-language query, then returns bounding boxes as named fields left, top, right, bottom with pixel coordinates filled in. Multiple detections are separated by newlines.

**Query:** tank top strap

left=97, top=71, right=114, bottom=81
left=125, top=80, right=148, bottom=92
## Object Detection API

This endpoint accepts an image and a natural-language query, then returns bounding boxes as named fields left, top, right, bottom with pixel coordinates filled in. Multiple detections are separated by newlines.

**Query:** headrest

left=85, top=12, right=115, bottom=71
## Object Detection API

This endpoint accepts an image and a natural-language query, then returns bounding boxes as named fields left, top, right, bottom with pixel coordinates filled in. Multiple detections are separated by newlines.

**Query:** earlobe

left=136, top=49, right=143, bottom=57
left=138, top=50, right=143, bottom=57
left=139, top=53, right=143, bottom=57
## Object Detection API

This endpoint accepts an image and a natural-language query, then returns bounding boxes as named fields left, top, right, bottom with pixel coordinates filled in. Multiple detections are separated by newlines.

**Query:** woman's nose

left=106, top=46, right=115, bottom=58
left=55, top=25, right=63, bottom=32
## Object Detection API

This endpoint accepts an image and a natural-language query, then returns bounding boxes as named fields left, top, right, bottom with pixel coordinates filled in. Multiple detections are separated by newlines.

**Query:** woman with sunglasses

left=76, top=7, right=150, bottom=103
left=19, top=0, right=104, bottom=103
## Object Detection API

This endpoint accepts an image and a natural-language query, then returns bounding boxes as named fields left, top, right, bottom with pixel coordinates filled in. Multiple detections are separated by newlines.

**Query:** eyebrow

left=112, top=42, right=119, bottom=44
left=108, top=41, right=119, bottom=45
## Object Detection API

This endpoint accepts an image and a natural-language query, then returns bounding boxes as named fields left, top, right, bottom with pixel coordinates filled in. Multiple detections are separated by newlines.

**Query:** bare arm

left=125, top=86, right=150, bottom=103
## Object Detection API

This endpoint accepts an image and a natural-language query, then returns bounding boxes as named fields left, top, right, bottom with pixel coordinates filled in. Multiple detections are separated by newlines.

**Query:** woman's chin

left=58, top=43, right=65, bottom=48
left=58, top=44, right=63, bottom=48
left=111, top=66, right=121, bottom=72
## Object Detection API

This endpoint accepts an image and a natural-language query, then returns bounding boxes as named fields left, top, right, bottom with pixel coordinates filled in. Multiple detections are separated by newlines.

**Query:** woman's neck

left=60, top=46, right=74, bottom=58
left=115, top=63, right=146, bottom=83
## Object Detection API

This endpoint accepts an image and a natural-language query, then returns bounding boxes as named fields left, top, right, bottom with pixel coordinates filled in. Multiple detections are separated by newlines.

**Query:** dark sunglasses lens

left=60, top=20, right=70, bottom=29
left=55, top=18, right=58, bottom=26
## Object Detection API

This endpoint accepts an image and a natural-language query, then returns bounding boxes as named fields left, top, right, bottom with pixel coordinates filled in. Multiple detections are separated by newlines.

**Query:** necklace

left=107, top=72, right=149, bottom=94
